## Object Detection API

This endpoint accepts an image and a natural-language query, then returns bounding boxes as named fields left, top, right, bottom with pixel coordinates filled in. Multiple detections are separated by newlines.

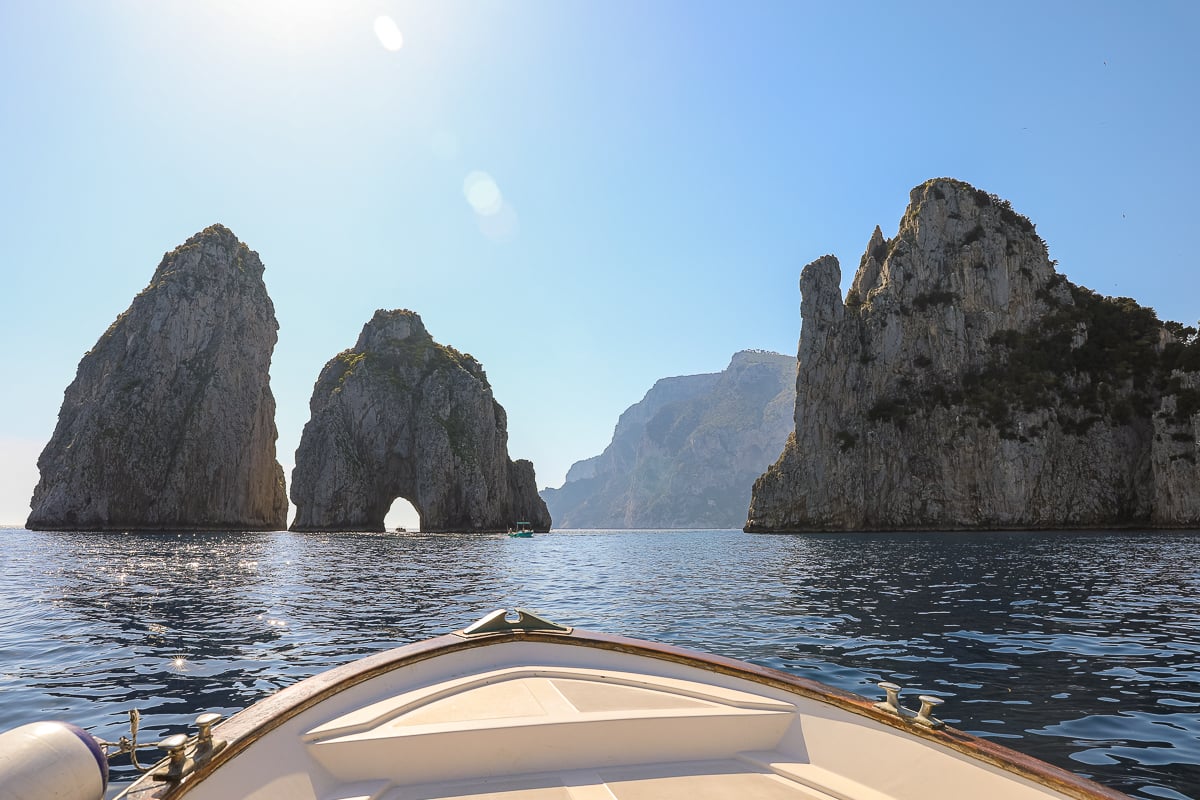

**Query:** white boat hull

left=121, top=614, right=1130, bottom=800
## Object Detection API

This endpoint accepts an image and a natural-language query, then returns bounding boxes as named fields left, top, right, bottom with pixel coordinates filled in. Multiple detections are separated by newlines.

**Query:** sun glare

left=175, top=1, right=359, bottom=51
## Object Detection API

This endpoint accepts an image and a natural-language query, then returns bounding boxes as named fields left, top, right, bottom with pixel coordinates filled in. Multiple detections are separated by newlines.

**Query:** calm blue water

left=1, top=527, right=1198, bottom=799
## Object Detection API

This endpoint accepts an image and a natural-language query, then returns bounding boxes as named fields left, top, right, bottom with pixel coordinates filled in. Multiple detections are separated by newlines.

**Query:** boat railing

left=96, top=707, right=228, bottom=797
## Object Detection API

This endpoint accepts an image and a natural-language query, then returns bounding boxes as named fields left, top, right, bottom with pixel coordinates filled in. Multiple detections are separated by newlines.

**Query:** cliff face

left=542, top=350, right=796, bottom=528
left=747, top=178, right=1200, bottom=531
left=290, top=310, right=551, bottom=532
left=28, top=225, right=288, bottom=531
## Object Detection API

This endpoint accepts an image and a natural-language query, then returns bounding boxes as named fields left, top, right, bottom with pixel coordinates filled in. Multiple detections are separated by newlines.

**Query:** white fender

left=0, top=721, right=107, bottom=800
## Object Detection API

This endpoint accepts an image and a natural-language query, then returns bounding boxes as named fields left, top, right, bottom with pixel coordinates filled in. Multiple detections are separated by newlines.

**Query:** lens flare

left=373, top=16, right=404, bottom=51
left=478, top=202, right=519, bottom=242
left=464, top=171, right=503, bottom=216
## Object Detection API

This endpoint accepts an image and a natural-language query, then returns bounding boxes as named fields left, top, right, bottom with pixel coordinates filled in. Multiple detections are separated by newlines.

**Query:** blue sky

left=2, top=1, right=1197, bottom=528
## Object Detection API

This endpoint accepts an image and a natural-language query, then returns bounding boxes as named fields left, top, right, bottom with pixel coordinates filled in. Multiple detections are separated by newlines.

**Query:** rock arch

left=384, top=496, right=421, bottom=532
left=289, top=310, right=551, bottom=533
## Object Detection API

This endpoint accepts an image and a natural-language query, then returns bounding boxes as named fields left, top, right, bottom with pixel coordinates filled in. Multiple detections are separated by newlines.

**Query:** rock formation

left=542, top=350, right=796, bottom=528
left=289, top=310, right=551, bottom=532
left=28, top=225, right=288, bottom=531
left=747, top=178, right=1200, bottom=532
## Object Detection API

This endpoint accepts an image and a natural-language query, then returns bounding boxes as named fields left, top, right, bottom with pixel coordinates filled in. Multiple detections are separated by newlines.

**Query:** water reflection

left=1, top=528, right=1198, bottom=799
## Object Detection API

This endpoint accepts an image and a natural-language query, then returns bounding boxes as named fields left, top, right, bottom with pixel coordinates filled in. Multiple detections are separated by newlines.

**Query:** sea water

left=1, top=527, right=1197, bottom=799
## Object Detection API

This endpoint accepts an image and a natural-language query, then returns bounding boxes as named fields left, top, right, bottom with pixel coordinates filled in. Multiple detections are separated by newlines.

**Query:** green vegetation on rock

left=869, top=276, right=1200, bottom=440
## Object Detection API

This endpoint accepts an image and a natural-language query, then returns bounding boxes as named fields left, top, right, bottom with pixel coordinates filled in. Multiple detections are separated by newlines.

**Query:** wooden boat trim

left=124, top=627, right=1132, bottom=800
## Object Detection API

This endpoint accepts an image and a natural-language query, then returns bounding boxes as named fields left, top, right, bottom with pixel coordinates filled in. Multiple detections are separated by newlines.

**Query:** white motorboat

left=1, top=609, right=1130, bottom=800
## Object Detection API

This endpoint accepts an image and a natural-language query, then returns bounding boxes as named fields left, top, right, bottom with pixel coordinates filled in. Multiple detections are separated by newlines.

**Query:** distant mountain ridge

left=541, top=350, right=796, bottom=528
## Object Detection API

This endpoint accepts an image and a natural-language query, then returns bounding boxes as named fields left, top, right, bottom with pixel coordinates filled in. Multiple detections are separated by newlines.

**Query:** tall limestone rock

left=542, top=351, right=796, bottom=528
left=290, top=309, right=551, bottom=532
left=28, top=225, right=288, bottom=531
left=747, top=178, right=1200, bottom=532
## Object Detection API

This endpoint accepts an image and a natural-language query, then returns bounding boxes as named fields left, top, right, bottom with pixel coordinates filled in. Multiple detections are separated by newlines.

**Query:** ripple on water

left=1, top=527, right=1199, bottom=799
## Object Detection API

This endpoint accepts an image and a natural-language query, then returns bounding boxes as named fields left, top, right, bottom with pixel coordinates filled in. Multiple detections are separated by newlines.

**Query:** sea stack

left=27, top=225, right=289, bottom=531
left=746, top=178, right=1200, bottom=532
left=289, top=309, right=551, bottom=532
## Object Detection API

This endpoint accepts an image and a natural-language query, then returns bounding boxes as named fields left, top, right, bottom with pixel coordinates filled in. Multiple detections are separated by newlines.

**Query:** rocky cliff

left=27, top=225, right=288, bottom=531
left=747, top=178, right=1200, bottom=531
left=542, top=350, right=796, bottom=528
left=289, top=310, right=551, bottom=532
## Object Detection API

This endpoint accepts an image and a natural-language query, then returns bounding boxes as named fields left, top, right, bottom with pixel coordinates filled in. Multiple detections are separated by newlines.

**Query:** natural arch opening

left=384, top=497, right=421, bottom=533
